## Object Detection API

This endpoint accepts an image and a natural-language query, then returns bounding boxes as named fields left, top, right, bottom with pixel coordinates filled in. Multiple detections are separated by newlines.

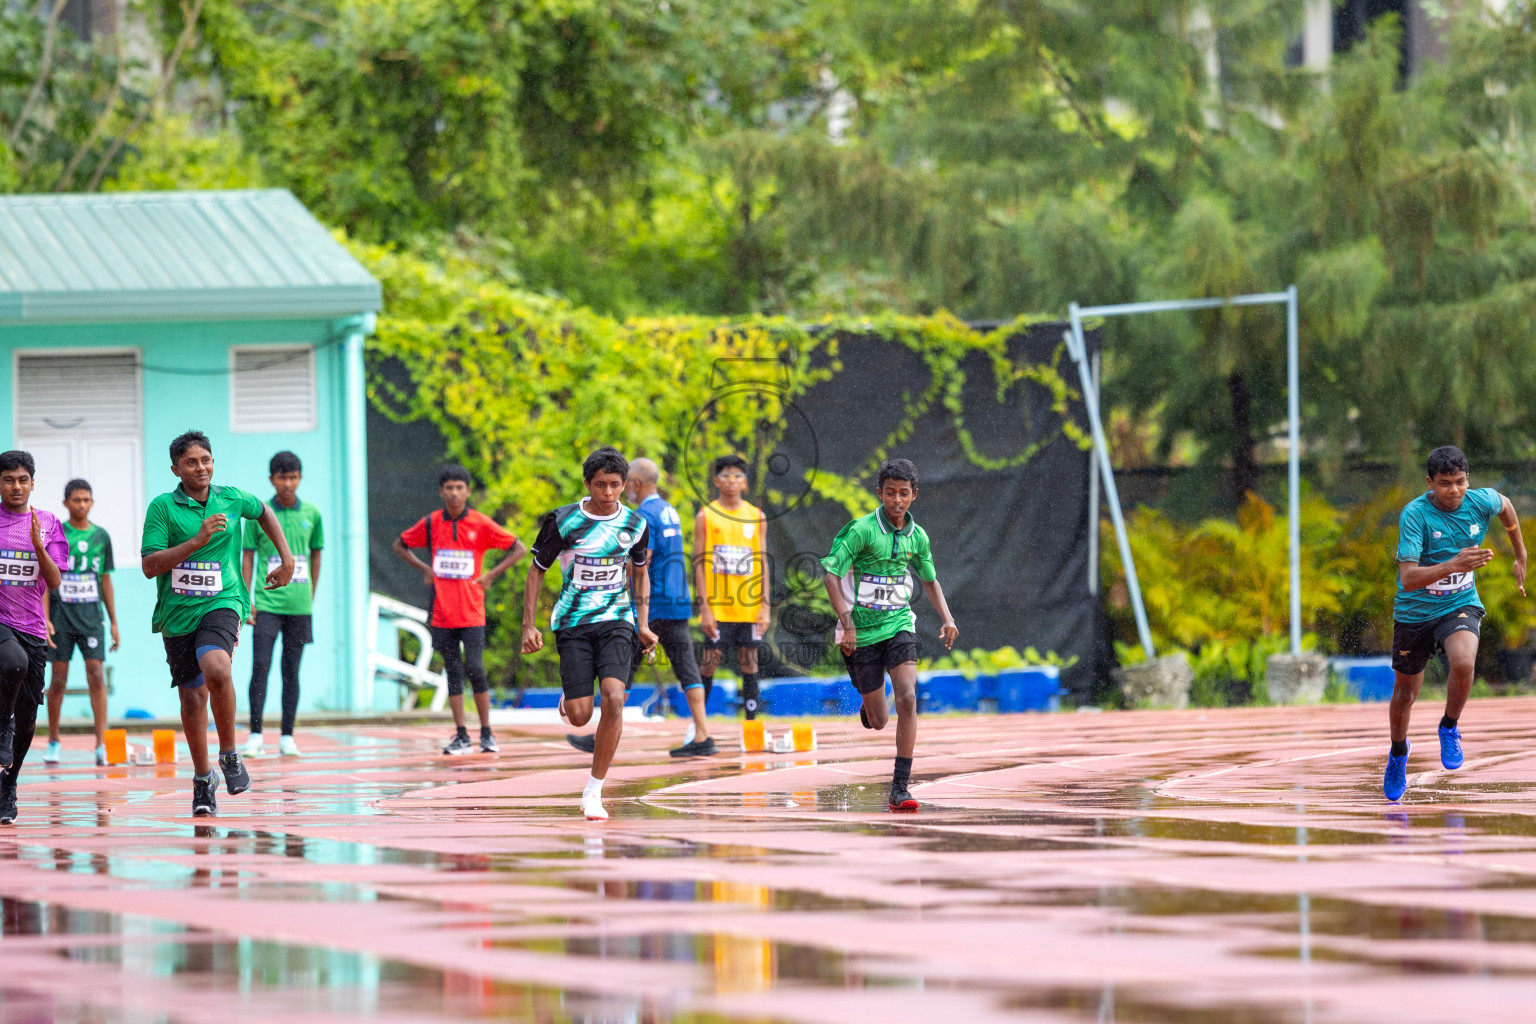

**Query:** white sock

left=583, top=774, right=604, bottom=800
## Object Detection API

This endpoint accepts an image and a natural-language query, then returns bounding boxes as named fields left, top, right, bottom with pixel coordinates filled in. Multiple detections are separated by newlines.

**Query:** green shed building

left=0, top=189, right=380, bottom=718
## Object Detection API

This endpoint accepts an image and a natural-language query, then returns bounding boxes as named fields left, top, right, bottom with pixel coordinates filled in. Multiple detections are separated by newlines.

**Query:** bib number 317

left=172, top=561, right=223, bottom=597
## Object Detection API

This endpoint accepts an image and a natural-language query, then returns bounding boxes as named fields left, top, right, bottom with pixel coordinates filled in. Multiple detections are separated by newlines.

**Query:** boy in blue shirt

left=1384, top=446, right=1527, bottom=801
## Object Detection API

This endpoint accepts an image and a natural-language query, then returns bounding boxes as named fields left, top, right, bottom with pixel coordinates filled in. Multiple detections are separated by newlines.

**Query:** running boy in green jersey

left=42, top=479, right=118, bottom=766
left=141, top=430, right=297, bottom=817
left=522, top=446, right=657, bottom=822
left=241, top=451, right=323, bottom=758
left=822, top=459, right=958, bottom=812
left=1382, top=445, right=1527, bottom=802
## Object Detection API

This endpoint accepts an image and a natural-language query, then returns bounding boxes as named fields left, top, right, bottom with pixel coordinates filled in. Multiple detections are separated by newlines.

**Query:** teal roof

left=0, top=189, right=381, bottom=323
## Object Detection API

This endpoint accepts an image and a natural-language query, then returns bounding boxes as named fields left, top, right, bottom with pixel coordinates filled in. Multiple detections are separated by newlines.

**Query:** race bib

left=171, top=561, right=222, bottom=598
left=0, top=549, right=38, bottom=587
left=855, top=572, right=911, bottom=611
left=712, top=544, right=753, bottom=576
left=432, top=548, right=475, bottom=580
left=267, top=554, right=310, bottom=585
left=1426, top=570, right=1475, bottom=597
left=59, top=572, right=99, bottom=603
left=571, top=554, right=625, bottom=592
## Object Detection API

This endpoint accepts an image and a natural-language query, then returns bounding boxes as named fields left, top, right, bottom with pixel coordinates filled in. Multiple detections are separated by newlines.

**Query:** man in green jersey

left=523, top=446, right=657, bottom=822
left=42, top=479, right=118, bottom=766
left=141, top=430, right=296, bottom=817
left=241, top=451, right=323, bottom=759
left=822, top=459, right=958, bottom=813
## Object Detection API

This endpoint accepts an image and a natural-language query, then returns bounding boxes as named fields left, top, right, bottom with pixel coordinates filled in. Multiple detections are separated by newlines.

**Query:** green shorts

left=50, top=625, right=107, bottom=663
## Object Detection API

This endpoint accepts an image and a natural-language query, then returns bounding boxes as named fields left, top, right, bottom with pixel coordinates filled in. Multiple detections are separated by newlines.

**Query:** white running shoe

left=42, top=741, right=60, bottom=763
left=581, top=790, right=608, bottom=822
left=242, top=733, right=264, bottom=758
left=278, top=735, right=301, bottom=756
left=682, top=721, right=696, bottom=746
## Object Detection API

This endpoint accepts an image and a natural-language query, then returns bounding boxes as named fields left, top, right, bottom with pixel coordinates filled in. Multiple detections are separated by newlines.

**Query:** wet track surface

left=6, top=700, right=1536, bottom=1022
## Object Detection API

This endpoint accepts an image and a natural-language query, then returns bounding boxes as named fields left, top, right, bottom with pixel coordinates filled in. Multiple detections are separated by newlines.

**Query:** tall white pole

left=1287, top=284, right=1302, bottom=655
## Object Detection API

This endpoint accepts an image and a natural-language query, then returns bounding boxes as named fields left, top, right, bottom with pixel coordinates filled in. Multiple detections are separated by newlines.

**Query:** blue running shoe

left=1383, top=742, right=1410, bottom=802
left=1439, top=724, right=1464, bottom=770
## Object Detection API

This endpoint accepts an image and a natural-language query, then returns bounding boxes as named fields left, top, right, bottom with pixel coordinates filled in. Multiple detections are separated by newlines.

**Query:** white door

left=14, top=352, right=144, bottom=568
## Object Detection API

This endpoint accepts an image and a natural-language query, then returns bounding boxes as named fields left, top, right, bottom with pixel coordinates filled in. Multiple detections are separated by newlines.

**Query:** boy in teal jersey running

left=42, top=479, right=118, bottom=766
left=241, top=451, right=323, bottom=758
left=141, top=430, right=297, bottom=817
left=822, top=459, right=958, bottom=813
left=1383, top=445, right=1527, bottom=802
left=523, top=446, right=657, bottom=822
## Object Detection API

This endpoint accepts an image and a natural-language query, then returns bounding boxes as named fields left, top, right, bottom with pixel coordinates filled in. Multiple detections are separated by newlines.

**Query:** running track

left=3, top=700, right=1536, bottom=1023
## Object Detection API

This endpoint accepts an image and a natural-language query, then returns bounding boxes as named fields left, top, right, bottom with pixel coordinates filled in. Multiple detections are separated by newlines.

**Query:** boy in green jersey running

left=241, top=451, right=323, bottom=758
left=141, top=431, right=296, bottom=817
left=42, top=479, right=118, bottom=766
left=822, top=459, right=958, bottom=813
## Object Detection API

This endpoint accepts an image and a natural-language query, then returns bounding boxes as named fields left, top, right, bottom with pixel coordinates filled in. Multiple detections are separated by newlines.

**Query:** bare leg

left=85, top=661, right=107, bottom=747
left=200, top=649, right=237, bottom=755
left=1442, top=630, right=1479, bottom=722
left=685, top=686, right=710, bottom=741
left=179, top=686, right=211, bottom=775
left=860, top=684, right=890, bottom=730
left=46, top=661, right=68, bottom=744
left=700, top=647, right=722, bottom=679
left=889, top=662, right=918, bottom=759
left=591, top=677, right=627, bottom=780
left=473, top=690, right=492, bottom=729
left=448, top=693, right=467, bottom=732
left=1389, top=670, right=1423, bottom=744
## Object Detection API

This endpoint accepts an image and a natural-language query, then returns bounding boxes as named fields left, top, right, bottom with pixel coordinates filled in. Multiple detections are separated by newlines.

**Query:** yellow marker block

left=153, top=730, right=177, bottom=764
left=741, top=719, right=765, bottom=752
left=103, top=729, right=128, bottom=765
left=792, top=722, right=815, bottom=752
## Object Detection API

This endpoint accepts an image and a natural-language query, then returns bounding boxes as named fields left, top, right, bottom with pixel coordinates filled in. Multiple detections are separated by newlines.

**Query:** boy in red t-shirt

left=393, top=465, right=525, bottom=754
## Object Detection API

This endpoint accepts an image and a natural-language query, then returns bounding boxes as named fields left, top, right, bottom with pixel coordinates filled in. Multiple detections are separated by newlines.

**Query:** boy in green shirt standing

left=141, top=430, right=296, bottom=817
left=42, top=479, right=119, bottom=766
left=241, top=451, right=323, bottom=758
left=822, top=459, right=959, bottom=813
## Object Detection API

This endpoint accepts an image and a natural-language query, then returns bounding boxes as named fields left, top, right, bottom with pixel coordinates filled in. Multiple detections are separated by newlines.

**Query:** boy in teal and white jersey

left=823, top=459, right=959, bottom=813
left=1383, top=445, right=1527, bottom=802
left=522, top=446, right=657, bottom=822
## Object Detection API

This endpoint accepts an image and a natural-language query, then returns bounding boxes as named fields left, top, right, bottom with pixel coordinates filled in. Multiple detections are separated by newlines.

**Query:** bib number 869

left=1, top=563, right=36, bottom=578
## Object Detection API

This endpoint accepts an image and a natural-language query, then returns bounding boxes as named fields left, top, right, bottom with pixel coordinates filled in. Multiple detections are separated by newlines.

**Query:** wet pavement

left=5, top=700, right=1536, bottom=1022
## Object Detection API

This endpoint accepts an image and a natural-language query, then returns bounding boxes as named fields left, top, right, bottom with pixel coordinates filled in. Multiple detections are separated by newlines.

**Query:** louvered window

left=16, top=352, right=141, bottom=436
left=230, top=345, right=316, bottom=433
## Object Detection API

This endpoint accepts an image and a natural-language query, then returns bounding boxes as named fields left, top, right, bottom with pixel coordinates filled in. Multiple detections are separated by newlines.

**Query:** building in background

left=0, top=189, right=379, bottom=718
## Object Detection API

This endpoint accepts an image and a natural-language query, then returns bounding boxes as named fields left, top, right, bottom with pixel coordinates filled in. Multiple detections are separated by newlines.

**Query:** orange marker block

left=741, top=719, right=765, bottom=752
left=153, top=730, right=177, bottom=764
left=103, top=729, right=128, bottom=765
left=792, top=722, right=815, bottom=752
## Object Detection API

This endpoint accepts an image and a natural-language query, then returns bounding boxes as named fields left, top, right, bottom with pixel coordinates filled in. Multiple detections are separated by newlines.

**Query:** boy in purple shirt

left=0, top=451, right=68, bottom=824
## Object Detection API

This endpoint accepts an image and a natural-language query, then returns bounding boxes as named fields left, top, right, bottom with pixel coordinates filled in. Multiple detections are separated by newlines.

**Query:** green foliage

left=920, top=645, right=1078, bottom=679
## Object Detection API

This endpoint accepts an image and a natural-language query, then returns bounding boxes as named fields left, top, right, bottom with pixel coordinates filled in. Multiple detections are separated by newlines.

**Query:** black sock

left=1440, top=714, right=1457, bottom=731
left=742, top=673, right=759, bottom=720
left=1390, top=740, right=1408, bottom=757
left=892, top=755, right=913, bottom=789
left=457, top=726, right=470, bottom=739
left=480, top=725, right=493, bottom=737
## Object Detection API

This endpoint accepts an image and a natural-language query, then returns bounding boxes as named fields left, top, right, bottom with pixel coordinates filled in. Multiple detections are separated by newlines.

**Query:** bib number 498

left=172, top=561, right=223, bottom=597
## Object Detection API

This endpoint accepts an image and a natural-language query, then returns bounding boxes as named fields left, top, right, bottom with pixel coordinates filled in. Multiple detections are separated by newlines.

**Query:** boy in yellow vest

left=694, top=455, right=770, bottom=720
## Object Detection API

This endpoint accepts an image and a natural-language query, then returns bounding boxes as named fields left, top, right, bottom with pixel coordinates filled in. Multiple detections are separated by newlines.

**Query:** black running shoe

left=859, top=707, right=874, bottom=729
left=0, top=769, right=17, bottom=824
left=443, top=732, right=474, bottom=755
left=0, top=718, right=13, bottom=768
left=192, top=773, right=219, bottom=817
left=889, top=784, right=918, bottom=813
left=669, top=737, right=718, bottom=758
left=566, top=733, right=595, bottom=754
left=480, top=730, right=499, bottom=754
left=219, top=751, right=251, bottom=795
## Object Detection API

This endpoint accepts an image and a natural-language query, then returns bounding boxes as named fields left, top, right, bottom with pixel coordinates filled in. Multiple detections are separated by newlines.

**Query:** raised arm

left=29, top=512, right=62, bottom=591
left=475, top=538, right=527, bottom=590
left=520, top=561, right=547, bottom=653
left=143, top=513, right=225, bottom=579
left=254, top=504, right=295, bottom=589
left=824, top=572, right=856, bottom=656
left=1501, top=493, right=1528, bottom=597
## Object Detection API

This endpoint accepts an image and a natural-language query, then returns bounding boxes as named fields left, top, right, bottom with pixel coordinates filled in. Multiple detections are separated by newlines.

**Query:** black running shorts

left=163, top=608, right=241, bottom=689
left=49, top=625, right=107, bottom=663
left=556, top=620, right=638, bottom=700
left=1391, top=607, right=1483, bottom=676
left=842, top=630, right=919, bottom=695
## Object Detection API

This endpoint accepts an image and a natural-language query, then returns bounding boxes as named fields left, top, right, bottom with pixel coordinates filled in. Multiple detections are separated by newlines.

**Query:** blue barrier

left=995, top=667, right=1062, bottom=712
left=1330, top=656, right=1395, bottom=702
left=917, top=670, right=976, bottom=713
